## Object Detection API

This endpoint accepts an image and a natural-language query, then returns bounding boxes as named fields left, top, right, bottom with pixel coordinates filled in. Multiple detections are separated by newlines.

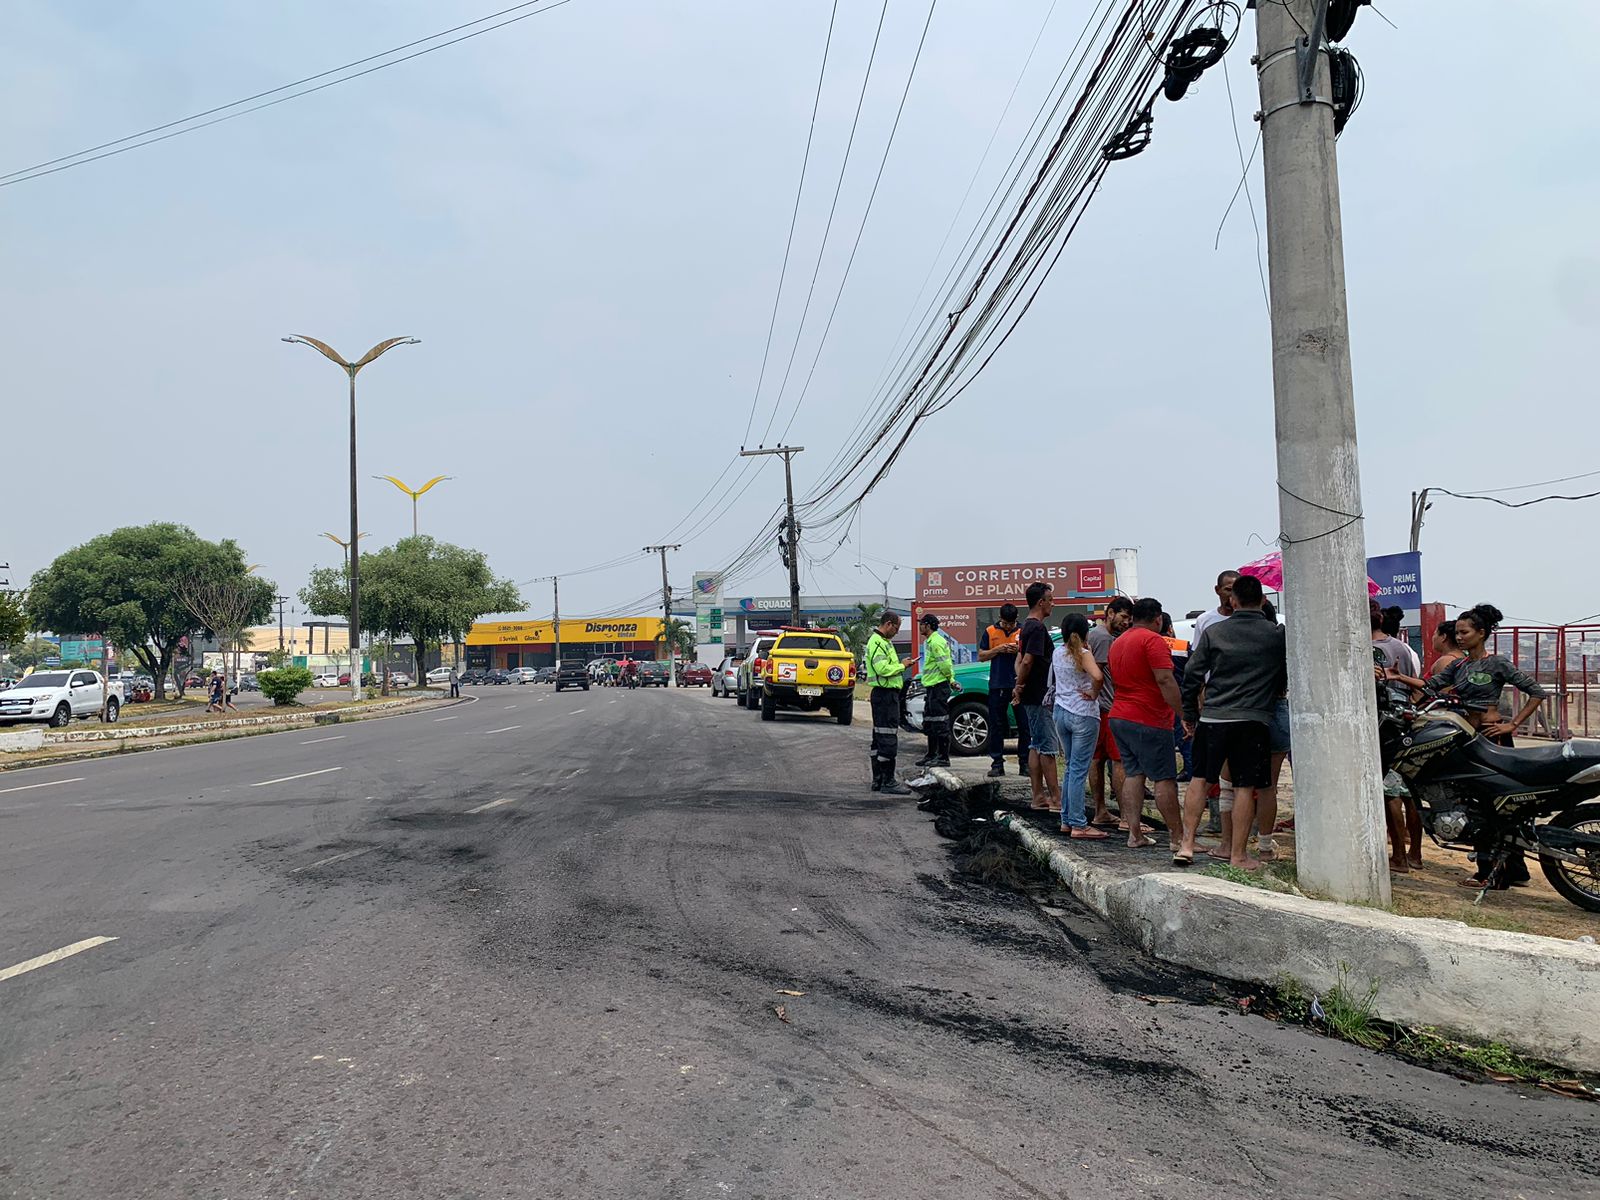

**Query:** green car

left=906, top=628, right=1062, bottom=756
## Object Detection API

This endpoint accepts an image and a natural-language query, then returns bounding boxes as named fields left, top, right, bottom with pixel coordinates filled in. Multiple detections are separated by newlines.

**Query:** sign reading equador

left=915, top=559, right=1116, bottom=604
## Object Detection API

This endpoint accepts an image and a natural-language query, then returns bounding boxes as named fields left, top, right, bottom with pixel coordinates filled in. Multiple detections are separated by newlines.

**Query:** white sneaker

left=1257, top=835, right=1277, bottom=856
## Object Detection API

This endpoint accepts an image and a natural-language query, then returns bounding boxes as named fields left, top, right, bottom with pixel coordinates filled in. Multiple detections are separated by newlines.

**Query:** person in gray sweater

left=1176, top=574, right=1287, bottom=868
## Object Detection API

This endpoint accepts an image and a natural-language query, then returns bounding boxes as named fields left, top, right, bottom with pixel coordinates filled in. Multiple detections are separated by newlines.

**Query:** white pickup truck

left=0, top=669, right=124, bottom=727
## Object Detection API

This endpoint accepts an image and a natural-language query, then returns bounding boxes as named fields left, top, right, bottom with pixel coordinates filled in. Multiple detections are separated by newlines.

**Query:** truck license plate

left=797, top=686, right=823, bottom=697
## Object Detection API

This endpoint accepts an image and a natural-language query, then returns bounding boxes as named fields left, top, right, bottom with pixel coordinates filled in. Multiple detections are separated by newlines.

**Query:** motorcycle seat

left=1462, top=737, right=1600, bottom=787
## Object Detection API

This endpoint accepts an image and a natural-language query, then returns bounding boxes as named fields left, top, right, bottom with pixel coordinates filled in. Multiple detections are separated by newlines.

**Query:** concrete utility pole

left=643, top=545, right=681, bottom=686
left=275, top=595, right=289, bottom=651
left=739, top=446, right=805, bottom=625
left=1255, top=0, right=1388, bottom=904
left=533, top=575, right=561, bottom=666
left=1408, top=488, right=1430, bottom=553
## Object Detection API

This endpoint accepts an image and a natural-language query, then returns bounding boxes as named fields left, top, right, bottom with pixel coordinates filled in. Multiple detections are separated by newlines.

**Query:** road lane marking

left=290, top=847, right=374, bottom=874
left=251, top=767, right=343, bottom=788
left=0, top=936, right=118, bottom=984
left=0, top=776, right=85, bottom=795
left=299, top=735, right=347, bottom=745
left=434, top=715, right=458, bottom=722
left=503, top=705, right=519, bottom=710
left=484, top=725, right=522, bottom=734
left=569, top=709, right=586, bottom=715
left=609, top=700, right=617, bottom=704
left=465, top=797, right=515, bottom=814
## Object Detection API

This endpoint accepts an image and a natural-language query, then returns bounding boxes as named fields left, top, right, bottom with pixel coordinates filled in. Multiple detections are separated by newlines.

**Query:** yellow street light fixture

left=373, top=474, right=452, bottom=537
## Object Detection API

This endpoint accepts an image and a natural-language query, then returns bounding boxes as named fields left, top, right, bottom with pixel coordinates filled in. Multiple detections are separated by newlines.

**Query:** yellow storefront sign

left=466, top=617, right=666, bottom=646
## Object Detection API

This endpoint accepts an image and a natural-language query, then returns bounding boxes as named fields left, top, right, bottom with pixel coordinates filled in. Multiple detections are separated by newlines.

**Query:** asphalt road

left=1, top=685, right=1594, bottom=1199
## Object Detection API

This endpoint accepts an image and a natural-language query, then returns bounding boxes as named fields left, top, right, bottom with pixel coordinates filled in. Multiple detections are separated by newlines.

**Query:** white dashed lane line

left=251, top=767, right=343, bottom=788
left=434, top=715, right=458, bottom=722
left=299, top=735, right=346, bottom=745
left=484, top=725, right=521, bottom=734
left=0, top=776, right=85, bottom=795
left=0, top=936, right=118, bottom=984
left=569, top=709, right=586, bottom=715
left=290, top=847, right=374, bottom=874
left=464, top=797, right=515, bottom=814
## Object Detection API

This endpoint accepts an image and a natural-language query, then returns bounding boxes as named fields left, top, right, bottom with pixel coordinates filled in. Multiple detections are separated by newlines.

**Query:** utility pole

left=643, top=545, right=681, bottom=687
left=275, top=595, right=289, bottom=651
left=1408, top=488, right=1430, bottom=553
left=739, top=445, right=805, bottom=625
left=533, top=575, right=561, bottom=666
left=1255, top=0, right=1388, bottom=905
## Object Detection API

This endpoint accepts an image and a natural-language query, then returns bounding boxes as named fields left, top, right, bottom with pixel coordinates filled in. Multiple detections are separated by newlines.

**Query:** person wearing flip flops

left=1106, top=597, right=1187, bottom=852
left=1050, top=613, right=1108, bottom=839
left=1175, top=573, right=1287, bottom=869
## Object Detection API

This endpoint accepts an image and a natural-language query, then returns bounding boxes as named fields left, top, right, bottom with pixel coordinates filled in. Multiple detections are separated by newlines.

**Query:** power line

left=0, top=0, right=577, bottom=189
left=1453, top=467, right=1600, bottom=497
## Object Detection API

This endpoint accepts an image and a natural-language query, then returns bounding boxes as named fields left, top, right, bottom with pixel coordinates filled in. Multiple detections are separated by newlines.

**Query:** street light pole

left=738, top=445, right=805, bottom=625
left=320, top=532, right=368, bottom=677
left=285, top=335, right=419, bottom=702
left=374, top=474, right=453, bottom=538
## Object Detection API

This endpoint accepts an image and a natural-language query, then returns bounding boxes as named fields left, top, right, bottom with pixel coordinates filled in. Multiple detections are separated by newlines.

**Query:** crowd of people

left=867, top=570, right=1553, bottom=887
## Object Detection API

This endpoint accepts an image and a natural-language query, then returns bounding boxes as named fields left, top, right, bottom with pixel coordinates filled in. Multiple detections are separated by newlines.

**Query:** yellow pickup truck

left=759, top=627, right=856, bottom=725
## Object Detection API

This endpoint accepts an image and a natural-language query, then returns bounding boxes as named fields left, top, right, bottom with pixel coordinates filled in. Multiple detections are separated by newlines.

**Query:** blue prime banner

left=1367, top=552, right=1423, bottom=623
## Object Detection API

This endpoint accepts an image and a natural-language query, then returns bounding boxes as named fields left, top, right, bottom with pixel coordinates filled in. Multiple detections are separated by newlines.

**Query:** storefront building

left=910, top=554, right=1134, bottom=663
left=465, top=617, right=666, bottom=671
left=728, top=594, right=914, bottom=653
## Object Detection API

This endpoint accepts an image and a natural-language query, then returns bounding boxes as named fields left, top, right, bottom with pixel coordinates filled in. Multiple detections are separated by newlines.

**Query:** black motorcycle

left=1377, top=678, right=1600, bottom=911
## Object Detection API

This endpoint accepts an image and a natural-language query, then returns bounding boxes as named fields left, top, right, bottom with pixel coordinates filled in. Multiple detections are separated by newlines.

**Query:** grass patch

left=1198, top=862, right=1301, bottom=896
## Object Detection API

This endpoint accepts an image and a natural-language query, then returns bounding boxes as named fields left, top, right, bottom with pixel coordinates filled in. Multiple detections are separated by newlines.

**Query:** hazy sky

left=4, top=1, right=1597, bottom=628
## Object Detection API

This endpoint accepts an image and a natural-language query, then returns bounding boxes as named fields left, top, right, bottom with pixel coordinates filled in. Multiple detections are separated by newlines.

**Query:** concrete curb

left=997, top=813, right=1600, bottom=1073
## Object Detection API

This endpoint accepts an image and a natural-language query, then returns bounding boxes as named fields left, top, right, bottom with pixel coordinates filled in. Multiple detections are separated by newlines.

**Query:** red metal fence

left=1488, top=624, right=1600, bottom=740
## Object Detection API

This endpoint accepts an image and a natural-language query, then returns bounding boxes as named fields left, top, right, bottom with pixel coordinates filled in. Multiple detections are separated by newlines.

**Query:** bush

left=257, top=666, right=314, bottom=706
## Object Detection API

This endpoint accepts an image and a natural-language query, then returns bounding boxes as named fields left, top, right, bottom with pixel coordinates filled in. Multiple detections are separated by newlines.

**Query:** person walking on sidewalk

left=449, top=665, right=460, bottom=698
left=1012, top=582, right=1061, bottom=813
left=916, top=613, right=955, bottom=768
left=1176, top=574, right=1286, bottom=869
left=864, top=612, right=914, bottom=796
left=978, top=604, right=1028, bottom=778
left=1107, top=597, right=1185, bottom=851
left=1050, top=613, right=1107, bottom=839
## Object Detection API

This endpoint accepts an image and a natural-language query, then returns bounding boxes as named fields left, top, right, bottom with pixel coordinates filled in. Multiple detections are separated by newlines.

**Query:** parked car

left=313, top=672, right=342, bottom=688
left=756, top=628, right=854, bottom=724
left=555, top=659, right=590, bottom=692
left=679, top=663, right=713, bottom=687
left=426, top=666, right=454, bottom=686
left=459, top=669, right=486, bottom=685
left=0, top=670, right=124, bottom=726
left=737, top=632, right=783, bottom=709
left=389, top=672, right=413, bottom=688
left=711, top=655, right=745, bottom=698
left=902, top=628, right=1062, bottom=755
left=485, top=669, right=514, bottom=686
left=238, top=673, right=259, bottom=691
left=637, top=660, right=670, bottom=687
left=534, top=666, right=557, bottom=684
left=509, top=666, right=540, bottom=685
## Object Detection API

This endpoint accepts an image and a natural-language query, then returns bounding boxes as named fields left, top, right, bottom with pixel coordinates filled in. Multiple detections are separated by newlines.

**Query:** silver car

left=711, top=654, right=744, bottom=699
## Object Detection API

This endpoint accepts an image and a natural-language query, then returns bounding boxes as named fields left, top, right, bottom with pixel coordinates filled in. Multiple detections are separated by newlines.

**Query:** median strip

left=251, top=767, right=343, bottom=788
left=464, top=797, right=515, bottom=814
left=0, top=935, right=118, bottom=984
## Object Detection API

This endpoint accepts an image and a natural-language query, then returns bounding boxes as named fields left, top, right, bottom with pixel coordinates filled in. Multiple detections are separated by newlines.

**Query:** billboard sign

left=914, top=559, right=1116, bottom=605
left=467, top=618, right=666, bottom=646
left=1367, top=552, right=1423, bottom=625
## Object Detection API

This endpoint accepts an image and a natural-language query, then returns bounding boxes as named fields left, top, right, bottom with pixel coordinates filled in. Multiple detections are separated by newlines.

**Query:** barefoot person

left=1177, top=574, right=1286, bottom=869
left=1107, top=597, right=1185, bottom=851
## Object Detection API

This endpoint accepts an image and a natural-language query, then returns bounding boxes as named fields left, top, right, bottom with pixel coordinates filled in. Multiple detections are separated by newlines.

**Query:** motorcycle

left=1376, top=675, right=1600, bottom=911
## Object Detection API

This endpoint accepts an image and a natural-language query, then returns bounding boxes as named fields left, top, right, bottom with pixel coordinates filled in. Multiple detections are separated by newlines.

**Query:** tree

left=655, top=617, right=696, bottom=661
left=8, top=637, right=59, bottom=670
left=306, top=536, right=520, bottom=682
left=840, top=602, right=886, bottom=661
left=0, top=590, right=26, bottom=652
left=27, top=523, right=264, bottom=700
left=175, top=573, right=276, bottom=697
left=258, top=665, right=314, bottom=706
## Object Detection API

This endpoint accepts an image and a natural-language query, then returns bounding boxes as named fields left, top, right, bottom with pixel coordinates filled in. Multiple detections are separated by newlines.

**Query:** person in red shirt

left=1107, top=597, right=1185, bottom=851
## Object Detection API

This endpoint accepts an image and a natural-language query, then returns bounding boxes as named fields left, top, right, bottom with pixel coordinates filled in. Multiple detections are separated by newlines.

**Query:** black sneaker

left=987, top=764, right=1004, bottom=777
left=880, top=780, right=913, bottom=796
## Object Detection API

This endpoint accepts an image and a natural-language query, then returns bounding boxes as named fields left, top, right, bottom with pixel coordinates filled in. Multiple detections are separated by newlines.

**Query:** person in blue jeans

left=1050, top=614, right=1109, bottom=838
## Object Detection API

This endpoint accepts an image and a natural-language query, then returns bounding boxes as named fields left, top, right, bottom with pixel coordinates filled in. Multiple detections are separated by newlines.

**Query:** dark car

left=555, top=659, right=590, bottom=692
left=459, top=670, right=486, bottom=685
left=485, top=669, right=514, bottom=686
left=679, top=663, right=713, bottom=687
left=637, top=661, right=670, bottom=687
left=534, top=666, right=557, bottom=684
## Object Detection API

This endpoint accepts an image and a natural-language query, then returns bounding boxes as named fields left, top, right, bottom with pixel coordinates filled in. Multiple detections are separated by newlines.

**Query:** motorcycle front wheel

left=1538, top=802, right=1600, bottom=913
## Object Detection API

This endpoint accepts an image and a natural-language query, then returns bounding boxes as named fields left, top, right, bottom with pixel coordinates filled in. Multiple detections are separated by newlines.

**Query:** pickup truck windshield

left=775, top=635, right=842, bottom=651
left=12, top=673, right=70, bottom=689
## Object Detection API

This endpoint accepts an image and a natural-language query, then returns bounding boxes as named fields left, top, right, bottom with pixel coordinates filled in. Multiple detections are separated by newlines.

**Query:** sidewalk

left=915, top=752, right=1600, bottom=1074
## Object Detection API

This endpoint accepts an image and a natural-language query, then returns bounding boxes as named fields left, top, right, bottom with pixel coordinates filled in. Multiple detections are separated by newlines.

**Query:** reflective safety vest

left=864, top=632, right=905, bottom=689
left=921, top=630, right=955, bottom=688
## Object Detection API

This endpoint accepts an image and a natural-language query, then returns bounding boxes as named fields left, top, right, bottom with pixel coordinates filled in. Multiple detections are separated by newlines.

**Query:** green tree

left=655, top=616, right=696, bottom=661
left=840, top=602, right=886, bottom=660
left=304, top=537, right=520, bottom=681
left=0, top=589, right=27, bottom=652
left=26, top=523, right=266, bottom=700
left=258, top=665, right=314, bottom=706
left=8, top=636, right=59, bottom=670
